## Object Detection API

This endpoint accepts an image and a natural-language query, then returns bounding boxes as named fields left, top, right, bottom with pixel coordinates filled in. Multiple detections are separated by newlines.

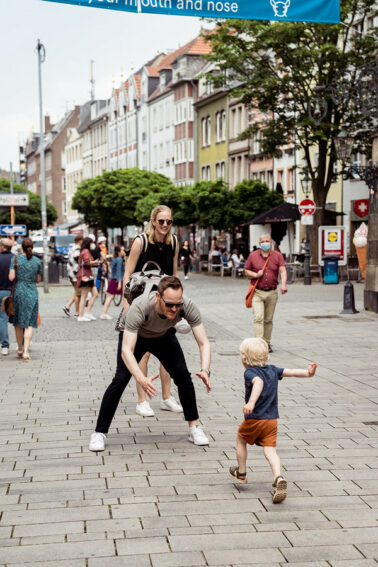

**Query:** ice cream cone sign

left=353, top=222, right=368, bottom=279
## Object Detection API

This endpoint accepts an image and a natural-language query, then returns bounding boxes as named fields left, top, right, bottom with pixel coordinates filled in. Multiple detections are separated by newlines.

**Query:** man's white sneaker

left=89, top=432, right=106, bottom=451
left=136, top=401, right=155, bottom=417
left=2, top=347, right=9, bottom=356
left=85, top=313, right=96, bottom=321
left=188, top=425, right=209, bottom=446
left=160, top=396, right=183, bottom=413
left=100, top=314, right=112, bottom=320
left=77, top=316, right=91, bottom=322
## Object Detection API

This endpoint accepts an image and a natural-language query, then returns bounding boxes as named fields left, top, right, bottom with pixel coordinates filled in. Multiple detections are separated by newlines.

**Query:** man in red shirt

left=244, top=234, right=287, bottom=352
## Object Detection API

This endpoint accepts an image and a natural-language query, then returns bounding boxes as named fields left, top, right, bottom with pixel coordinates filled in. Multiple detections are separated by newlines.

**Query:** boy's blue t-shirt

left=244, top=364, right=284, bottom=420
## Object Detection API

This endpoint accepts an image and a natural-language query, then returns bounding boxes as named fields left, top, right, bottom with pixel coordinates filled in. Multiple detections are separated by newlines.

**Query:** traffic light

left=19, top=146, right=27, bottom=186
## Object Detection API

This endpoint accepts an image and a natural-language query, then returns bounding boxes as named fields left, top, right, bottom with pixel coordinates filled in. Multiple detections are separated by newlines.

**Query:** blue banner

left=43, top=0, right=340, bottom=24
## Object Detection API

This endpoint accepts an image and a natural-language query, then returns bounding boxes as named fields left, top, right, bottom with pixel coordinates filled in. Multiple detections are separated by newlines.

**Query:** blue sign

left=43, top=0, right=340, bottom=24
left=0, top=225, right=27, bottom=236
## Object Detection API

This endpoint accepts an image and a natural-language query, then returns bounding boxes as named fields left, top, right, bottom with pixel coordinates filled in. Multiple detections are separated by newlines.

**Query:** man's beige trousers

left=251, top=288, right=278, bottom=345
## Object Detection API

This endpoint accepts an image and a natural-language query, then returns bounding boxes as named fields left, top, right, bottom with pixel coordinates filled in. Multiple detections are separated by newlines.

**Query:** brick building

left=26, top=107, right=80, bottom=225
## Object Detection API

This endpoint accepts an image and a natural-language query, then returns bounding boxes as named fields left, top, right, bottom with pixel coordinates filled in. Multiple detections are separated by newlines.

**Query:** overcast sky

left=1, top=0, right=209, bottom=172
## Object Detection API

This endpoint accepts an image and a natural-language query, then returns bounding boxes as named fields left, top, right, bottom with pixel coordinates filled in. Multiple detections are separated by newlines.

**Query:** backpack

left=124, top=260, right=167, bottom=305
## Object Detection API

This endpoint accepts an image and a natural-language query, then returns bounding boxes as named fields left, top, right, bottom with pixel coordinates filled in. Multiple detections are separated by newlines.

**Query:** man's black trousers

left=95, top=329, right=199, bottom=433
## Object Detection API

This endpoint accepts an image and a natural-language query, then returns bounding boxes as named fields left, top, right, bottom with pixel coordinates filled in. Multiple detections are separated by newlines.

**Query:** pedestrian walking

left=0, top=238, right=14, bottom=356
left=82, top=234, right=103, bottom=320
left=244, top=234, right=287, bottom=352
left=100, top=245, right=125, bottom=320
left=123, top=205, right=182, bottom=417
left=63, top=234, right=83, bottom=318
left=179, top=240, right=193, bottom=280
left=8, top=238, right=42, bottom=361
left=229, top=337, right=317, bottom=503
left=89, top=276, right=212, bottom=452
left=76, top=237, right=101, bottom=322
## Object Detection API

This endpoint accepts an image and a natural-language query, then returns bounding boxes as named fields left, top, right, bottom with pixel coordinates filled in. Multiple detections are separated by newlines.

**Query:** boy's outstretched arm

left=282, top=363, right=317, bottom=378
left=243, top=376, right=264, bottom=414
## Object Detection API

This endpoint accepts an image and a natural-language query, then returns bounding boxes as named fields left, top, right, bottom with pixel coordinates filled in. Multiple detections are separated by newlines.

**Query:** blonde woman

left=123, top=205, right=182, bottom=416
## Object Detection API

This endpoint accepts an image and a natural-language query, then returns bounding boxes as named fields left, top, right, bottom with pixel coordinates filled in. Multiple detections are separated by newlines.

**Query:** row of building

left=23, top=31, right=370, bottom=256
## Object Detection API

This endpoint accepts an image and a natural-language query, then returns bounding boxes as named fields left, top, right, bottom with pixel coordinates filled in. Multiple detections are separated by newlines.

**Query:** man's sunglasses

left=160, top=297, right=184, bottom=309
left=157, top=219, right=173, bottom=226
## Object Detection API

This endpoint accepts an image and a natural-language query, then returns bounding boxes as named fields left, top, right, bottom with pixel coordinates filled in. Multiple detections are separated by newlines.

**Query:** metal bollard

left=341, top=281, right=359, bottom=314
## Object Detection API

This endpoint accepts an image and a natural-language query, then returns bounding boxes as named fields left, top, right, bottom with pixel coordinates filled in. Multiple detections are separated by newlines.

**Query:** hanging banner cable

left=42, top=0, right=340, bottom=25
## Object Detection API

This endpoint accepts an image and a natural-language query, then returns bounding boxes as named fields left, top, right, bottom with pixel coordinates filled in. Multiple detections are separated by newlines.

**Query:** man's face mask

left=90, top=243, right=96, bottom=250
left=260, top=242, right=271, bottom=252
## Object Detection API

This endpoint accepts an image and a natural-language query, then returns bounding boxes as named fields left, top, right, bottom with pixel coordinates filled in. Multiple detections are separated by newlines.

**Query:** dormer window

left=160, top=73, right=166, bottom=88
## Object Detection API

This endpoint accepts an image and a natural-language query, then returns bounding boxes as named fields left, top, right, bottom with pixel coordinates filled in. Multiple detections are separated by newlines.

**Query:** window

left=46, top=177, right=52, bottom=195
left=201, top=117, right=207, bottom=147
left=62, top=177, right=66, bottom=193
left=207, top=117, right=211, bottom=146
left=201, top=165, right=211, bottom=181
left=45, top=153, right=52, bottom=171
left=28, top=160, right=36, bottom=176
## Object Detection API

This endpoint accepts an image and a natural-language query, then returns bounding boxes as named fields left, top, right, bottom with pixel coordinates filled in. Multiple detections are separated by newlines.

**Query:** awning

left=244, top=203, right=301, bottom=225
left=244, top=202, right=345, bottom=225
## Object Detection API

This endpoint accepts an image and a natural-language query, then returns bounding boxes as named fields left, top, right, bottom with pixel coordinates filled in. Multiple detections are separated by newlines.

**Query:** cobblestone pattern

left=1, top=276, right=377, bottom=566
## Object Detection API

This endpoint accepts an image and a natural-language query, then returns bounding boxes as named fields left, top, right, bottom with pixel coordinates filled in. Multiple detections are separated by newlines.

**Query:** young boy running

left=229, top=337, right=317, bottom=503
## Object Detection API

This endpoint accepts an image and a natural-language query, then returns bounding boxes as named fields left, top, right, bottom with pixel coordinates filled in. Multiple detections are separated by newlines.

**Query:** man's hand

left=196, top=371, right=212, bottom=393
left=307, top=363, right=317, bottom=377
left=138, top=374, right=159, bottom=398
left=243, top=403, right=255, bottom=415
left=280, top=286, right=288, bottom=295
left=256, top=269, right=264, bottom=278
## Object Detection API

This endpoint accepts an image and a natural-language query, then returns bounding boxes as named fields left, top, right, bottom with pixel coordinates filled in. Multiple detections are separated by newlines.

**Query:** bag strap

left=141, top=260, right=164, bottom=275
left=10, top=255, right=18, bottom=297
left=255, top=252, right=271, bottom=285
left=171, top=234, right=177, bottom=255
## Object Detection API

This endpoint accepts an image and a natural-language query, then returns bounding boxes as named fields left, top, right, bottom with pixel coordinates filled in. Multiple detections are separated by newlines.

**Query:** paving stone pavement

left=1, top=274, right=378, bottom=566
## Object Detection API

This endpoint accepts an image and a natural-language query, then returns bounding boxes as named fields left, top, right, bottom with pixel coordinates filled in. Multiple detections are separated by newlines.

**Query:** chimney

left=44, top=115, right=52, bottom=133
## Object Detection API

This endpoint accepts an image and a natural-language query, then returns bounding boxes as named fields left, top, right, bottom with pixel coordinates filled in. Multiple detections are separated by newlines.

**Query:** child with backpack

left=229, top=337, right=317, bottom=503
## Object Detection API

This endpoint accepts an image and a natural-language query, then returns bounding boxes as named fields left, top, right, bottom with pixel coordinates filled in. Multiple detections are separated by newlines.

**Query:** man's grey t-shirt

left=118, top=291, right=202, bottom=338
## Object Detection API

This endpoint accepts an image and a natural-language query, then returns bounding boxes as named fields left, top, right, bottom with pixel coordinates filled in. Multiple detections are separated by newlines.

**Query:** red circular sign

left=298, top=199, right=316, bottom=215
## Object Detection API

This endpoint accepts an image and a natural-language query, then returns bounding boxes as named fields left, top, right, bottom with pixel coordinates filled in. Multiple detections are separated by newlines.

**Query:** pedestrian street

left=1, top=275, right=378, bottom=566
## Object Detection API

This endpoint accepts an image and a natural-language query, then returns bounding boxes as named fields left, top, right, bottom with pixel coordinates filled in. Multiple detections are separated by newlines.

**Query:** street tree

left=135, top=184, right=197, bottom=226
left=72, top=168, right=174, bottom=231
left=205, top=0, right=378, bottom=251
left=0, top=179, right=57, bottom=230
left=225, top=179, right=283, bottom=230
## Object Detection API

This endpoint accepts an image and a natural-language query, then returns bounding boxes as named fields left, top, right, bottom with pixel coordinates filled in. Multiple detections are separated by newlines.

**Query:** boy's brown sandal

left=229, top=466, right=247, bottom=484
left=272, top=475, right=287, bottom=503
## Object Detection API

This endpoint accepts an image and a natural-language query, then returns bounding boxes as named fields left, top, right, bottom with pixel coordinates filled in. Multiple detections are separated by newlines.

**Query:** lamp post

left=333, top=131, right=378, bottom=312
left=300, top=173, right=312, bottom=285
left=37, top=39, right=49, bottom=293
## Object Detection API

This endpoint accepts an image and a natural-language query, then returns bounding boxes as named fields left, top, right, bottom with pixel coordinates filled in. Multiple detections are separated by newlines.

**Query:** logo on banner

left=353, top=199, right=369, bottom=218
left=270, top=0, right=290, bottom=17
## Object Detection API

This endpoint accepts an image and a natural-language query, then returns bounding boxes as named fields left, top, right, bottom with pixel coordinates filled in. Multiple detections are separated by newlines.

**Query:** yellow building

left=194, top=82, right=228, bottom=183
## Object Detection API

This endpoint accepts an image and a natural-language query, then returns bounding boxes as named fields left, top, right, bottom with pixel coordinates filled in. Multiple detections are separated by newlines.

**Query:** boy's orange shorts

left=238, top=418, right=277, bottom=447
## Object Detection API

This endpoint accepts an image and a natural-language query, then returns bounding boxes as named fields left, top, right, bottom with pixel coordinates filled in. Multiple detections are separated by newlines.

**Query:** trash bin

left=48, top=262, right=60, bottom=283
left=322, top=255, right=339, bottom=284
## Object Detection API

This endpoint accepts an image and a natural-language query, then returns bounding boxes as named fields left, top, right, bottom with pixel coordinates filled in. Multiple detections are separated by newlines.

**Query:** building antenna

left=90, top=60, right=95, bottom=101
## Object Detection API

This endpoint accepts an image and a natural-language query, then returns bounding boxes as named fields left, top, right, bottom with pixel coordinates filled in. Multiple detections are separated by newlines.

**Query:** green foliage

left=225, top=180, right=284, bottom=229
left=0, top=178, right=57, bottom=230
left=72, top=168, right=174, bottom=229
left=205, top=0, right=377, bottom=222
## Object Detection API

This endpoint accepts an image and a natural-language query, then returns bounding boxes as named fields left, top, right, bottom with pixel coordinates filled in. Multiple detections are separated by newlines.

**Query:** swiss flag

left=354, top=199, right=369, bottom=218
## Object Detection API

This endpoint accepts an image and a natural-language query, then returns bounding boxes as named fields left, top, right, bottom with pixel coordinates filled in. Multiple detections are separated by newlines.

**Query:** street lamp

left=333, top=131, right=378, bottom=197
left=333, top=131, right=378, bottom=312
left=300, top=172, right=312, bottom=285
left=37, top=39, right=49, bottom=293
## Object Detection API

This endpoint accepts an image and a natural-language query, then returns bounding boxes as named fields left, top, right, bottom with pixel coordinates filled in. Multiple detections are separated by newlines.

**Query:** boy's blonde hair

left=240, top=338, right=268, bottom=367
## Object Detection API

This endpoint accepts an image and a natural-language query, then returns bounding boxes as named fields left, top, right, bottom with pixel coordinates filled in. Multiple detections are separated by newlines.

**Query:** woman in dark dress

left=179, top=240, right=193, bottom=280
left=123, top=205, right=182, bottom=417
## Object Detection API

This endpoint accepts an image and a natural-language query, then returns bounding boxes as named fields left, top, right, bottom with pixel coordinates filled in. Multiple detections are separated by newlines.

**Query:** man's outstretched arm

left=192, top=323, right=212, bottom=392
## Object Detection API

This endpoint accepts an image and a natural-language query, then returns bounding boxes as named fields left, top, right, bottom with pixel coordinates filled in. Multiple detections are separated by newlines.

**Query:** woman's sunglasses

left=157, top=219, right=173, bottom=226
